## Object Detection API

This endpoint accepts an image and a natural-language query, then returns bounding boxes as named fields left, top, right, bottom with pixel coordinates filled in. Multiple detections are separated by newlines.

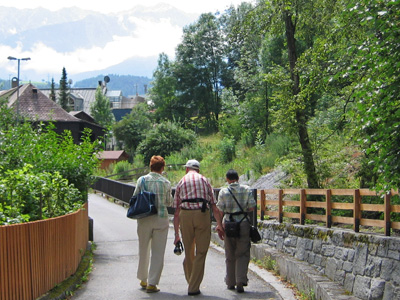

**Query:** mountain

left=0, top=4, right=199, bottom=82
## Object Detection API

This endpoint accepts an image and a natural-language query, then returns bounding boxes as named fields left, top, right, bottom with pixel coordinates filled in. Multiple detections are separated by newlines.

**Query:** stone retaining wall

left=259, top=221, right=400, bottom=300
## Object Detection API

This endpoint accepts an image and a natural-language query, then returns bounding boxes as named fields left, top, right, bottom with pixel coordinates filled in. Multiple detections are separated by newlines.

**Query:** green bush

left=0, top=122, right=100, bottom=200
left=0, top=165, right=82, bottom=225
left=112, top=161, right=132, bottom=180
left=0, top=103, right=101, bottom=223
left=219, top=114, right=244, bottom=141
left=137, top=121, right=196, bottom=163
left=219, top=136, right=236, bottom=163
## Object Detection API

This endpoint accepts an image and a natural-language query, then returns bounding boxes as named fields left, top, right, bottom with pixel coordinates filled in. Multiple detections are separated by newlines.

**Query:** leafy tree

left=339, top=0, right=400, bottom=192
left=112, top=103, right=153, bottom=157
left=149, top=53, right=181, bottom=121
left=90, top=86, right=115, bottom=129
left=136, top=121, right=196, bottom=163
left=221, top=3, right=271, bottom=139
left=175, top=13, right=226, bottom=130
left=247, top=0, right=345, bottom=188
left=59, top=67, right=69, bottom=111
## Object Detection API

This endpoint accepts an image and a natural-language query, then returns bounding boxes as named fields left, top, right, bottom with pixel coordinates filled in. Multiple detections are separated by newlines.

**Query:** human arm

left=173, top=206, right=181, bottom=244
left=132, top=177, right=143, bottom=196
left=211, top=203, right=224, bottom=240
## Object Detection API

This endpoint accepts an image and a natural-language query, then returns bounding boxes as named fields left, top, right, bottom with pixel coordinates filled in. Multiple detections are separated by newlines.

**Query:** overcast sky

left=4, top=0, right=244, bottom=14
left=1, top=0, right=248, bottom=81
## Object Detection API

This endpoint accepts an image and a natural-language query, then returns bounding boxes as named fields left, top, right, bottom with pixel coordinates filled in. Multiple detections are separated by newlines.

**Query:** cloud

left=1, top=17, right=182, bottom=79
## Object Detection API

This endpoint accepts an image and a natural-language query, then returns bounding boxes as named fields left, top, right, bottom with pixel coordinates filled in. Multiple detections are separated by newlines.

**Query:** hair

left=150, top=155, right=165, bottom=172
left=226, top=169, right=239, bottom=181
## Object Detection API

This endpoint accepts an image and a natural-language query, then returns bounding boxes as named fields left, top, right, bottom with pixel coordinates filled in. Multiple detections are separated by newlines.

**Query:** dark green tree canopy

left=59, top=67, right=70, bottom=111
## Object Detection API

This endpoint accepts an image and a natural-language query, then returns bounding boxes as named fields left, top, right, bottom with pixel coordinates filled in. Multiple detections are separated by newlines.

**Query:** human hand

left=174, top=235, right=181, bottom=245
left=216, top=224, right=225, bottom=240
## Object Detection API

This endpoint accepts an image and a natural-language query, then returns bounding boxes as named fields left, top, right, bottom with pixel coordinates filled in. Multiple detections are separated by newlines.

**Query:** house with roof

left=97, top=150, right=129, bottom=170
left=40, top=78, right=143, bottom=122
left=0, top=83, right=105, bottom=144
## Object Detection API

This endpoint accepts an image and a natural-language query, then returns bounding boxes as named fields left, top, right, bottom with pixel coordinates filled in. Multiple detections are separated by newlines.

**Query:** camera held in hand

left=174, top=240, right=184, bottom=255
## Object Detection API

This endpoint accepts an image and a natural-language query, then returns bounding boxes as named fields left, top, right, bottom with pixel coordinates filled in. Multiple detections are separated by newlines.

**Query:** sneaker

left=146, top=285, right=160, bottom=293
left=140, top=280, right=147, bottom=289
left=236, top=283, right=244, bottom=293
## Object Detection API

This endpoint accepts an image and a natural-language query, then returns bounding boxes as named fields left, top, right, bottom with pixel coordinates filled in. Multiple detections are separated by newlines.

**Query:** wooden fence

left=258, top=189, right=400, bottom=236
left=0, top=203, right=88, bottom=300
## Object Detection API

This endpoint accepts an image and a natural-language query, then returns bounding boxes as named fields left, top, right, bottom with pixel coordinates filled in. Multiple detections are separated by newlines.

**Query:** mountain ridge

left=0, top=4, right=198, bottom=82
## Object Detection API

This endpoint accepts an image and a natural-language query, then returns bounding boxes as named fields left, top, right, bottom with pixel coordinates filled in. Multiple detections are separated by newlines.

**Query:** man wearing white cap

left=173, top=159, right=224, bottom=296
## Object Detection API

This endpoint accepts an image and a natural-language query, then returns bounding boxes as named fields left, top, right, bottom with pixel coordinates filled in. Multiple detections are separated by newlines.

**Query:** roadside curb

left=210, top=231, right=297, bottom=300
left=211, top=230, right=361, bottom=300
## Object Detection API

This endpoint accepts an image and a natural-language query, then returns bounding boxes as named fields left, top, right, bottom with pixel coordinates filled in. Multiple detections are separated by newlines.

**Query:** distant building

left=40, top=78, right=146, bottom=122
left=0, top=83, right=105, bottom=144
left=97, top=150, right=129, bottom=170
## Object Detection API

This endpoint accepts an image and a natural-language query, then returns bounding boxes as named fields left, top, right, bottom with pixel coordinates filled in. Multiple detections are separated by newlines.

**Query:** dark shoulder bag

left=224, top=188, right=245, bottom=238
left=227, top=188, right=262, bottom=243
left=127, top=178, right=157, bottom=219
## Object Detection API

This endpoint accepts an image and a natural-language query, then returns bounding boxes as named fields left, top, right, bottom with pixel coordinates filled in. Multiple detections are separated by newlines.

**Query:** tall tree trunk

left=284, top=11, right=319, bottom=188
left=265, top=81, right=270, bottom=136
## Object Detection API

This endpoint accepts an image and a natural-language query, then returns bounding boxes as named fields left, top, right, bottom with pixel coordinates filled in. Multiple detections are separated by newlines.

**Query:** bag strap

left=141, top=177, right=148, bottom=192
left=227, top=188, right=248, bottom=222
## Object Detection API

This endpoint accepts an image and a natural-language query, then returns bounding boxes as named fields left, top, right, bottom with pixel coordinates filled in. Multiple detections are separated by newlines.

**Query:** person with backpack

left=216, top=169, right=256, bottom=293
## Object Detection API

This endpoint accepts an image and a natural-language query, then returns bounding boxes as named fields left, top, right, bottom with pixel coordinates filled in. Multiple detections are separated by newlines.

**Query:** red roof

left=97, top=150, right=128, bottom=160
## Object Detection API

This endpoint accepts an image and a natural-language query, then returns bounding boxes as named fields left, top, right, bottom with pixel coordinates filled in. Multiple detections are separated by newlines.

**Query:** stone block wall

left=259, top=221, right=400, bottom=300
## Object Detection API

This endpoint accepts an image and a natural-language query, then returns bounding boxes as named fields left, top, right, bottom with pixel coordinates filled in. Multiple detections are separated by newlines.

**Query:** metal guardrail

left=91, top=177, right=258, bottom=226
left=104, top=164, right=185, bottom=179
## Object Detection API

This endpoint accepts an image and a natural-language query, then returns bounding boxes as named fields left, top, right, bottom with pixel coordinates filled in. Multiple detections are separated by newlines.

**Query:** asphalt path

left=72, top=193, right=287, bottom=300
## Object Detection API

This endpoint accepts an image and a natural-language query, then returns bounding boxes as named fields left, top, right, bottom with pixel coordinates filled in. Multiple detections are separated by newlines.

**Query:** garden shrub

left=0, top=103, right=101, bottom=224
left=112, top=160, right=133, bottom=180
left=136, top=121, right=196, bottom=163
left=0, top=165, right=82, bottom=225
left=219, top=136, right=236, bottom=163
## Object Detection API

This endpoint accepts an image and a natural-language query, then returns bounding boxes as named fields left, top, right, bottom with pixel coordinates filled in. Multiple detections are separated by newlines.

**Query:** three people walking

left=131, top=157, right=255, bottom=295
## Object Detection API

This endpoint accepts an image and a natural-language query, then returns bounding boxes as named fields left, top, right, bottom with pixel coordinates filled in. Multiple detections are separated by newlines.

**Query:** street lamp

left=7, top=56, right=31, bottom=123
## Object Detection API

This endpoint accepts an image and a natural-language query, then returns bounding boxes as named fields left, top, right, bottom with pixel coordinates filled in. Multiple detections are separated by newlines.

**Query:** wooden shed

left=97, top=150, right=129, bottom=170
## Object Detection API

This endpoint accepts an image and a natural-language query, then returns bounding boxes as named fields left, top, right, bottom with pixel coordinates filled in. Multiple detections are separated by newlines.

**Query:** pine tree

left=59, top=67, right=69, bottom=111
left=49, top=78, right=56, bottom=102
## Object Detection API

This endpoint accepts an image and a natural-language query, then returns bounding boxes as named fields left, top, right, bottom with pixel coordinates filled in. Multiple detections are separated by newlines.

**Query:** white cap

left=185, top=159, right=200, bottom=170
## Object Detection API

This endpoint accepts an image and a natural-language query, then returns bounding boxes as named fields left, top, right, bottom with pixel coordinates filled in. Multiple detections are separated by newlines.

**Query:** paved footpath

left=72, top=194, right=295, bottom=300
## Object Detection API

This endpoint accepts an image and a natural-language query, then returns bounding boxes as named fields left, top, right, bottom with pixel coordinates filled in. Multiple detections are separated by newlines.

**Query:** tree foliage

left=90, top=86, right=115, bottom=129
left=59, top=67, right=70, bottom=111
left=149, top=53, right=181, bottom=121
left=342, top=0, right=400, bottom=192
left=0, top=104, right=101, bottom=223
left=136, top=121, right=196, bottom=163
left=146, top=0, right=400, bottom=192
left=112, top=103, right=153, bottom=157
left=174, top=13, right=227, bottom=130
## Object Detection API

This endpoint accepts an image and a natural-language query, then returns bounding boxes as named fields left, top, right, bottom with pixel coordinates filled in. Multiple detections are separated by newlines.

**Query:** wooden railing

left=0, top=203, right=88, bottom=300
left=258, top=189, right=400, bottom=236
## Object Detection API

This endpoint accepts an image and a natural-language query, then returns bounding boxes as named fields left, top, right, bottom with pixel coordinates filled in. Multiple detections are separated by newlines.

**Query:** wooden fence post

left=300, top=189, right=306, bottom=225
left=354, top=189, right=361, bottom=232
left=260, top=189, right=265, bottom=221
left=384, top=192, right=391, bottom=236
left=326, top=189, right=332, bottom=228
